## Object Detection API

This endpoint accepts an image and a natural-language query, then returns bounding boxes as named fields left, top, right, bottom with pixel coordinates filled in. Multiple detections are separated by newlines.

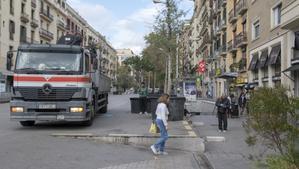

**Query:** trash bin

left=147, top=97, right=159, bottom=121
left=130, top=97, right=141, bottom=114
left=231, top=104, right=239, bottom=118
left=168, top=97, right=186, bottom=121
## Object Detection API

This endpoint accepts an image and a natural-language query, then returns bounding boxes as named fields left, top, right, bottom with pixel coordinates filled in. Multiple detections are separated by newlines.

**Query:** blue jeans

left=154, top=119, right=168, bottom=152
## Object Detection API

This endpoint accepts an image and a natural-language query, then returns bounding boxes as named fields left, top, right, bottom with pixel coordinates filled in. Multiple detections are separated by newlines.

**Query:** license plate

left=57, top=115, right=64, bottom=120
left=57, top=115, right=65, bottom=120
left=38, top=104, right=56, bottom=109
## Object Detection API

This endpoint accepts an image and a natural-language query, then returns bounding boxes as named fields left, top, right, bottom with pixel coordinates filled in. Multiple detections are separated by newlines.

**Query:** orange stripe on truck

left=14, top=75, right=90, bottom=83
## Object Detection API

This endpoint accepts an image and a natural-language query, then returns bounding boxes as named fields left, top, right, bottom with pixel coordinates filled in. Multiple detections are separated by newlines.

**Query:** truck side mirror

left=6, top=52, right=13, bottom=71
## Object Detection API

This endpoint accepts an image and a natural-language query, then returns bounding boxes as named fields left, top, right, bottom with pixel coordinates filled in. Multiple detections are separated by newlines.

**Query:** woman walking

left=151, top=94, right=170, bottom=155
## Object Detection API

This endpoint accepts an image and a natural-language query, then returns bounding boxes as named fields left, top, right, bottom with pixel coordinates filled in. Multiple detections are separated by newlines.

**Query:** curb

left=51, top=133, right=205, bottom=153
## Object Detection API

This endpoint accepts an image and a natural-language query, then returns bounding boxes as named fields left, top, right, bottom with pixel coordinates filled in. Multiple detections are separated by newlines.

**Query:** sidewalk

left=191, top=115, right=253, bottom=169
left=98, top=153, right=203, bottom=169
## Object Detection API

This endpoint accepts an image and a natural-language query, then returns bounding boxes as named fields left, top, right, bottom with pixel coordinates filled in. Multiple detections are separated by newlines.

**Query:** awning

left=217, top=72, right=238, bottom=79
left=257, top=50, right=268, bottom=68
left=248, top=54, right=259, bottom=70
left=283, top=64, right=299, bottom=72
left=266, top=45, right=281, bottom=66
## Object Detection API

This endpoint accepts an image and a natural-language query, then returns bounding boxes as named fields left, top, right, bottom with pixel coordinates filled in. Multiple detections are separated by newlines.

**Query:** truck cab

left=8, top=43, right=110, bottom=127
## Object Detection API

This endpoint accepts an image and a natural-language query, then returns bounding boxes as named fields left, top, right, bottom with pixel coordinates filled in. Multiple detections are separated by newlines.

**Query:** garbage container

left=231, top=104, right=239, bottom=118
left=168, top=97, right=186, bottom=121
left=130, top=97, right=141, bottom=114
left=147, top=97, right=159, bottom=121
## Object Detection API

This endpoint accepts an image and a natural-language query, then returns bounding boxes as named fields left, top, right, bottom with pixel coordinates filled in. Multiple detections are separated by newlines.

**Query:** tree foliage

left=244, top=87, right=299, bottom=168
left=115, top=65, right=136, bottom=92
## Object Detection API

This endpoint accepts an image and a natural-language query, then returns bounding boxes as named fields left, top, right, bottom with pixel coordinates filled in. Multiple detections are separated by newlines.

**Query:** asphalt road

left=0, top=94, right=156, bottom=169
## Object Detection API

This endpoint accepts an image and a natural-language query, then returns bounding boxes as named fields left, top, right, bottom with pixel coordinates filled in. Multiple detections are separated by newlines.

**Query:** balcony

left=39, top=28, right=53, bottom=40
left=30, top=18, right=38, bottom=28
left=222, top=0, right=227, bottom=7
left=57, top=20, right=66, bottom=30
left=40, top=9, right=53, bottom=22
left=236, top=0, right=248, bottom=16
left=235, top=32, right=248, bottom=48
left=220, top=19, right=227, bottom=31
left=31, top=0, right=36, bottom=8
left=221, top=45, right=227, bottom=56
left=200, top=33, right=212, bottom=50
left=229, top=9, right=237, bottom=24
left=227, top=40, right=237, bottom=53
left=20, top=13, right=29, bottom=23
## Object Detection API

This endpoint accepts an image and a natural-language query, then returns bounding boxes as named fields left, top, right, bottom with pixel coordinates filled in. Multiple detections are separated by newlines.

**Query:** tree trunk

left=164, top=60, right=168, bottom=93
left=167, top=54, right=172, bottom=94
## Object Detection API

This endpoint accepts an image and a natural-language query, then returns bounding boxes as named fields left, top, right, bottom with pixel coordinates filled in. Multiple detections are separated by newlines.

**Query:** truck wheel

left=100, top=105, right=107, bottom=114
left=82, top=105, right=94, bottom=126
left=20, top=121, right=35, bottom=127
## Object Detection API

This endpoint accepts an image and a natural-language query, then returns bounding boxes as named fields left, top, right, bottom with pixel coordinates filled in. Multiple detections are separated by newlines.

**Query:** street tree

left=115, top=65, right=136, bottom=92
left=150, top=0, right=186, bottom=94
left=244, top=87, right=299, bottom=169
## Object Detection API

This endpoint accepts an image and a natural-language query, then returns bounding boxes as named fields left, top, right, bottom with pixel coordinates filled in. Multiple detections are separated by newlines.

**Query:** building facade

left=0, top=0, right=117, bottom=92
left=247, top=0, right=287, bottom=91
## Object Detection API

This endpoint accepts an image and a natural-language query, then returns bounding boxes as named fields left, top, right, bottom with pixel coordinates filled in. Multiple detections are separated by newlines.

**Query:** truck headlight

left=11, top=107, right=24, bottom=113
left=70, top=107, right=84, bottom=113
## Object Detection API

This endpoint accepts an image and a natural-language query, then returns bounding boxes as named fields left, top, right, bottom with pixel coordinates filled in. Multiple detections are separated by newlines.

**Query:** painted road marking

left=206, top=136, right=225, bottom=142
left=184, top=125, right=193, bottom=130
left=188, top=131, right=197, bottom=137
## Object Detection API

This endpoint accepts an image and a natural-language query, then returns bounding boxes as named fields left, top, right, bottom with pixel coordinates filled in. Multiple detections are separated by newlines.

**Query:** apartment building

left=0, top=0, right=117, bottom=92
left=280, top=0, right=299, bottom=96
left=247, top=0, right=287, bottom=90
left=117, top=49, right=135, bottom=66
left=178, top=22, right=192, bottom=78
left=219, top=0, right=249, bottom=97
left=210, top=0, right=228, bottom=98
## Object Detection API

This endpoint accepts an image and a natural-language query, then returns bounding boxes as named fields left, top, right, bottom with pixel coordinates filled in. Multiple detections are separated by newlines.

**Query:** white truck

left=7, top=35, right=111, bottom=126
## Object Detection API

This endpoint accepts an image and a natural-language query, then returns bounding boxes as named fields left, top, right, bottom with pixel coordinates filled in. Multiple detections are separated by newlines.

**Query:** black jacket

left=216, top=98, right=229, bottom=113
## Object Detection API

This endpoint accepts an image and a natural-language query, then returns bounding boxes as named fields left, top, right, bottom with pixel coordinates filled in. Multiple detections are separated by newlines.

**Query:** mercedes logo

left=42, top=84, right=52, bottom=95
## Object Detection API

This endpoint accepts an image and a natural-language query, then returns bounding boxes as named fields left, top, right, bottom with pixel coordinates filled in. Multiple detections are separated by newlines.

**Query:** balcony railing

left=227, top=40, right=237, bottom=52
left=31, top=0, right=36, bottom=8
left=30, top=18, right=38, bottom=28
left=20, top=13, right=29, bottom=23
left=222, top=0, right=227, bottom=7
left=220, top=19, right=227, bottom=31
left=235, top=32, right=248, bottom=48
left=57, top=20, right=66, bottom=30
left=221, top=45, right=227, bottom=55
left=229, top=9, right=237, bottom=24
left=236, top=0, right=248, bottom=16
left=40, top=9, right=53, bottom=22
left=39, top=28, right=54, bottom=40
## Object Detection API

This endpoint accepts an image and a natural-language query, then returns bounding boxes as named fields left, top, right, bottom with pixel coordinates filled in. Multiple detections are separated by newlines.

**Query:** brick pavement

left=98, top=154, right=201, bottom=169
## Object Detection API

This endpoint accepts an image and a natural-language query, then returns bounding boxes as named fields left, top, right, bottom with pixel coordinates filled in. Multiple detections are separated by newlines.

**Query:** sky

left=67, top=0, right=194, bottom=54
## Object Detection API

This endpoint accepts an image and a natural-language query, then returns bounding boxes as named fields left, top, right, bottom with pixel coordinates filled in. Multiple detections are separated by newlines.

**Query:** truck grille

left=17, top=88, right=79, bottom=101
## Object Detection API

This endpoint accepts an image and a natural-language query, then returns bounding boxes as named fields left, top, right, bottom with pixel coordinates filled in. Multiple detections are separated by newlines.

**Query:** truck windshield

left=15, top=52, right=82, bottom=74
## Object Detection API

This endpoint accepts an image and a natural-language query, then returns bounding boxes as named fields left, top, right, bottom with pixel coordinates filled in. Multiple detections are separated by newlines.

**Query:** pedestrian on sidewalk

left=238, top=90, right=247, bottom=116
left=151, top=94, right=170, bottom=155
left=138, top=82, right=148, bottom=115
left=215, top=95, right=229, bottom=132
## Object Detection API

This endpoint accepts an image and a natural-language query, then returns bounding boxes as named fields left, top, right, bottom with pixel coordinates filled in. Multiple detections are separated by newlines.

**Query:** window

left=252, top=20, right=260, bottom=40
left=10, top=0, right=14, bottom=15
left=31, top=10, right=35, bottom=19
left=20, top=26, right=27, bottom=43
left=21, top=3, right=25, bottom=13
left=9, top=20, right=15, bottom=40
left=272, top=3, right=282, bottom=27
left=85, top=54, right=90, bottom=72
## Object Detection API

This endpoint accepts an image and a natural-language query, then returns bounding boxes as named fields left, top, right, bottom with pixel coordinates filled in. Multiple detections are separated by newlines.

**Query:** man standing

left=216, top=95, right=229, bottom=132
left=139, top=82, right=148, bottom=115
